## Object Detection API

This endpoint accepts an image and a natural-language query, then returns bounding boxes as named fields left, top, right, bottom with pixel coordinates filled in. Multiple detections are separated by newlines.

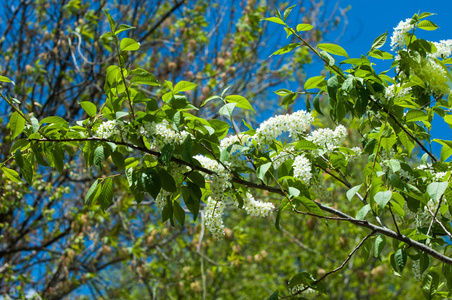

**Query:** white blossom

left=384, top=84, right=412, bottom=99
left=390, top=18, right=414, bottom=50
left=204, top=197, right=226, bottom=240
left=430, top=39, right=452, bottom=58
left=95, top=119, right=129, bottom=140
left=306, top=125, right=347, bottom=155
left=254, top=110, right=313, bottom=145
left=240, top=193, right=274, bottom=217
left=194, top=155, right=232, bottom=202
left=271, top=146, right=295, bottom=169
left=140, top=119, right=191, bottom=148
left=293, top=154, right=312, bottom=184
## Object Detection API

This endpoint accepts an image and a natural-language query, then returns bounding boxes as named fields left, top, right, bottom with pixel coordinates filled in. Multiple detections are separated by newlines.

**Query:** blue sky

left=329, top=0, right=452, bottom=157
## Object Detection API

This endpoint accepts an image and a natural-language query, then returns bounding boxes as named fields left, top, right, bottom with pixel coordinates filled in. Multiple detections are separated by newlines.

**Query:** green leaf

left=289, top=272, right=314, bottom=289
left=173, top=201, right=186, bottom=227
left=85, top=179, right=99, bottom=203
left=394, top=248, right=407, bottom=273
left=225, top=95, right=255, bottom=112
left=219, top=103, right=236, bottom=118
left=182, top=183, right=202, bottom=221
left=371, top=31, right=387, bottom=50
left=304, top=76, right=325, bottom=90
left=162, top=200, right=173, bottom=223
left=346, top=184, right=362, bottom=201
left=111, top=150, right=125, bottom=170
left=159, top=143, right=175, bottom=166
left=115, top=24, right=136, bottom=35
left=11, top=139, right=30, bottom=153
left=266, top=290, right=279, bottom=300
left=80, top=101, right=97, bottom=117
left=100, top=178, right=113, bottom=211
left=356, top=204, right=371, bottom=220
left=103, top=9, right=116, bottom=32
left=399, top=131, right=415, bottom=154
left=374, top=190, right=392, bottom=210
left=40, top=116, right=67, bottom=125
left=94, top=145, right=104, bottom=169
left=427, top=181, right=448, bottom=202
left=201, top=95, right=221, bottom=107
left=418, top=20, right=438, bottom=31
left=374, top=235, right=386, bottom=259
left=387, top=159, right=401, bottom=173
left=120, top=38, right=140, bottom=51
left=9, top=111, right=26, bottom=140
left=317, top=43, right=349, bottom=58
left=320, top=50, right=335, bottom=66
left=405, top=110, right=427, bottom=122
left=419, top=12, right=436, bottom=20
left=158, top=168, right=177, bottom=192
left=297, top=197, right=324, bottom=217
left=129, top=68, right=159, bottom=86
left=263, top=17, right=286, bottom=25
left=270, top=43, right=300, bottom=56
left=174, top=81, right=197, bottom=93
left=312, top=92, right=323, bottom=115
left=257, top=162, right=272, bottom=182
left=422, top=268, right=440, bottom=299
left=0, top=75, right=14, bottom=84
left=141, top=169, right=161, bottom=199
left=283, top=4, right=296, bottom=21
left=294, top=139, right=318, bottom=150
left=275, top=209, right=281, bottom=231
left=15, top=151, right=33, bottom=185
left=2, top=167, right=22, bottom=183
left=30, top=117, right=40, bottom=133
left=297, top=23, right=313, bottom=32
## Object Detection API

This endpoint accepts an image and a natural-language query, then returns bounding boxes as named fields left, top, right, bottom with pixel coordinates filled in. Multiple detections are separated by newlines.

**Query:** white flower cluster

left=194, top=155, right=233, bottom=239
left=414, top=58, right=451, bottom=96
left=346, top=147, right=363, bottom=162
left=390, top=18, right=414, bottom=50
left=204, top=197, right=226, bottom=240
left=139, top=119, right=191, bottom=148
left=194, top=155, right=232, bottom=202
left=220, top=134, right=253, bottom=151
left=240, top=193, right=274, bottom=217
left=430, top=39, right=452, bottom=59
left=416, top=163, right=448, bottom=182
left=293, top=154, right=312, bottom=183
left=95, top=119, right=129, bottom=140
left=306, top=125, right=347, bottom=155
left=384, top=84, right=412, bottom=100
left=271, top=146, right=295, bottom=169
left=254, top=110, right=314, bottom=145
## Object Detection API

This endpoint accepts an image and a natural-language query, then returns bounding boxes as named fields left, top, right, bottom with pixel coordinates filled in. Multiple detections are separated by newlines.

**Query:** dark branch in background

left=138, top=0, right=186, bottom=43
left=282, top=231, right=375, bottom=299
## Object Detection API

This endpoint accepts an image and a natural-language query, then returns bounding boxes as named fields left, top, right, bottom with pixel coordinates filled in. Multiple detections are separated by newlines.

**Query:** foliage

left=4, top=1, right=452, bottom=300
left=0, top=1, right=349, bottom=299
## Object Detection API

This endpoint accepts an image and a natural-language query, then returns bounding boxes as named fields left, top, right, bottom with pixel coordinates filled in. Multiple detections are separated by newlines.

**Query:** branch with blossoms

left=4, top=7, right=452, bottom=299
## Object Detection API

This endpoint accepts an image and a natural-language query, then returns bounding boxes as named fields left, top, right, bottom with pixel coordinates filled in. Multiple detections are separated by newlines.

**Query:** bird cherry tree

left=2, top=6, right=452, bottom=299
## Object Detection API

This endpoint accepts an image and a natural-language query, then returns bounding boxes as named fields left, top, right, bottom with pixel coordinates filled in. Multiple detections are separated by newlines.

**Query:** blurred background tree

left=0, top=0, right=424, bottom=299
